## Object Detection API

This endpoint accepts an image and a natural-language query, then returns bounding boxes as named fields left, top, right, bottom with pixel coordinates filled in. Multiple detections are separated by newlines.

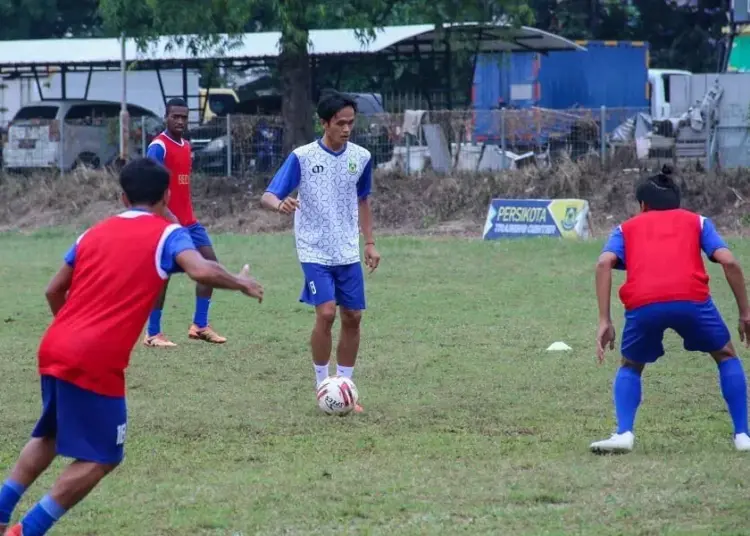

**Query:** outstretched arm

left=159, top=226, right=263, bottom=301
left=175, top=250, right=263, bottom=301
left=261, top=153, right=301, bottom=214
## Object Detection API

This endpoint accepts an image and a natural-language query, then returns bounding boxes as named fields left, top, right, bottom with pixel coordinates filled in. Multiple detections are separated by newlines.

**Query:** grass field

left=1, top=229, right=749, bottom=535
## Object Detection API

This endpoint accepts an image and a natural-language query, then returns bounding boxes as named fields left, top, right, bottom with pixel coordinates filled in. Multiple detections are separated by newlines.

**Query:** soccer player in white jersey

left=261, top=91, right=381, bottom=412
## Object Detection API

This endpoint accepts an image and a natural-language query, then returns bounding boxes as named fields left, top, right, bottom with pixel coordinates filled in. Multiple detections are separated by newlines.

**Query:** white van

left=2, top=99, right=161, bottom=172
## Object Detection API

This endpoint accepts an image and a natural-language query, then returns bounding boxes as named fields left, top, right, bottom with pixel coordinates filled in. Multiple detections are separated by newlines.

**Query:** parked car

left=2, top=99, right=161, bottom=172
left=191, top=92, right=394, bottom=175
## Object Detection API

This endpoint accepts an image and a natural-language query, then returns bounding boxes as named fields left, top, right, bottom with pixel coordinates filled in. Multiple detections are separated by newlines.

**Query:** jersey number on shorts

left=116, top=423, right=127, bottom=445
left=309, top=281, right=317, bottom=295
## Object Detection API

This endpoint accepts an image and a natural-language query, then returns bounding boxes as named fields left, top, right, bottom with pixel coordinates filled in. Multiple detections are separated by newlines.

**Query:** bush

left=2, top=159, right=750, bottom=235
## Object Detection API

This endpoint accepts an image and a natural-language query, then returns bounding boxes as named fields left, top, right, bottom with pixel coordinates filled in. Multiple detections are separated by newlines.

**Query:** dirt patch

left=2, top=159, right=750, bottom=236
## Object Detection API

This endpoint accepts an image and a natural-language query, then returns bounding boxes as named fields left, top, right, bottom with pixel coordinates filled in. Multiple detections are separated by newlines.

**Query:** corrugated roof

left=0, top=23, right=585, bottom=70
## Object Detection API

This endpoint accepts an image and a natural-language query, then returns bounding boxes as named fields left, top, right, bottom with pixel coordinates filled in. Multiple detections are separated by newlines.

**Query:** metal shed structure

left=0, top=22, right=584, bottom=112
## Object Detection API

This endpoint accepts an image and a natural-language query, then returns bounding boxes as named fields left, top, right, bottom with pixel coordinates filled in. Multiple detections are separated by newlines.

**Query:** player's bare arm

left=713, top=248, right=750, bottom=344
left=45, top=264, right=74, bottom=316
left=595, top=252, right=618, bottom=362
left=261, top=191, right=299, bottom=215
left=175, top=250, right=264, bottom=302
left=359, top=197, right=380, bottom=273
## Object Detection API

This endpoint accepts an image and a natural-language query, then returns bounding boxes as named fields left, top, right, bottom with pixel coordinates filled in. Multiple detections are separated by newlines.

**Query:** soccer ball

left=316, top=376, right=359, bottom=415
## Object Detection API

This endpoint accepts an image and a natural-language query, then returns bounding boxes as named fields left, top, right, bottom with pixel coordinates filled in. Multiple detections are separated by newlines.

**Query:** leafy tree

left=0, top=0, right=101, bottom=40
left=528, top=0, right=726, bottom=71
left=632, top=0, right=726, bottom=71
left=98, top=0, right=534, bottom=153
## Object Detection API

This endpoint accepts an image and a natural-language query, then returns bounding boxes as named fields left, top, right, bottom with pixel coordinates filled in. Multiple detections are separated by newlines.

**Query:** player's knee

left=74, top=460, right=120, bottom=481
left=99, top=461, right=120, bottom=474
left=340, top=309, right=362, bottom=329
left=315, top=304, right=337, bottom=327
left=198, top=245, right=217, bottom=261
left=711, top=343, right=736, bottom=364
left=620, top=358, right=645, bottom=374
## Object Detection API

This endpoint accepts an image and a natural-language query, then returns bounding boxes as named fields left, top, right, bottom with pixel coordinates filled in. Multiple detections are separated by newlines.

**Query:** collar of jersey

left=118, top=208, right=152, bottom=219
left=161, top=131, right=185, bottom=146
left=317, top=138, right=347, bottom=157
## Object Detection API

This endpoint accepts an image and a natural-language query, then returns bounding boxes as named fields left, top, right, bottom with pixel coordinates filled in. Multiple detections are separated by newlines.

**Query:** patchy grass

left=1, top=231, right=749, bottom=535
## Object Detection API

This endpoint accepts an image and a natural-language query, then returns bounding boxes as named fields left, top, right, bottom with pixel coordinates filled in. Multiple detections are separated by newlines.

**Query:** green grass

left=1, top=229, right=749, bottom=535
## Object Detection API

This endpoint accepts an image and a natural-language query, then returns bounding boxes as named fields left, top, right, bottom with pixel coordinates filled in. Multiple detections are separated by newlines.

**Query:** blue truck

left=471, top=41, right=650, bottom=150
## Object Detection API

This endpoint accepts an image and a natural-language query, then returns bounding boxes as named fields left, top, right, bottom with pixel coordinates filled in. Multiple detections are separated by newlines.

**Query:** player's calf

left=15, top=460, right=118, bottom=535
left=337, top=308, right=362, bottom=373
left=710, top=344, right=750, bottom=450
left=311, top=303, right=337, bottom=386
left=590, top=358, right=644, bottom=454
left=0, top=480, right=24, bottom=533
left=337, top=308, right=364, bottom=412
left=0, top=436, right=58, bottom=530
left=188, top=243, right=227, bottom=342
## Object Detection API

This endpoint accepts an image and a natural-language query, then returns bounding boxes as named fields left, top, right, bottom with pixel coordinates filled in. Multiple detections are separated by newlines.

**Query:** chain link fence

left=1, top=106, right=742, bottom=176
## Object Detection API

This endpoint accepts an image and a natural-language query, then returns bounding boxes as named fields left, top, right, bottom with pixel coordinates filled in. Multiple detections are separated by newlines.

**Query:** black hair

left=166, top=98, right=188, bottom=115
left=635, top=164, right=681, bottom=211
left=317, top=90, right=357, bottom=122
left=119, top=157, right=170, bottom=206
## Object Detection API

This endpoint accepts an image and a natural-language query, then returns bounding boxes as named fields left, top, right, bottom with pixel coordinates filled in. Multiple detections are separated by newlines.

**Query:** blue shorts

left=187, top=222, right=213, bottom=249
left=621, top=298, right=731, bottom=363
left=31, top=376, right=127, bottom=464
left=300, top=262, right=366, bottom=311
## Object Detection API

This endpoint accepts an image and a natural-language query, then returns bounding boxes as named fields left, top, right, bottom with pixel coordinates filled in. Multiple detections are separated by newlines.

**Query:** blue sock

left=614, top=366, right=642, bottom=434
left=147, top=309, right=162, bottom=337
left=193, top=297, right=211, bottom=328
left=718, top=357, right=749, bottom=436
left=0, top=479, right=26, bottom=525
left=21, top=495, right=66, bottom=536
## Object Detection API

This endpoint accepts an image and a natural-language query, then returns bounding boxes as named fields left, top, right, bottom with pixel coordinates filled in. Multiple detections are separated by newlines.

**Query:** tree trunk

left=279, top=29, right=313, bottom=155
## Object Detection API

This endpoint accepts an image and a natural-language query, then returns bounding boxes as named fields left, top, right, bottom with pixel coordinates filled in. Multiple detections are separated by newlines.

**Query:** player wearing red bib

left=592, top=166, right=750, bottom=453
left=144, top=98, right=227, bottom=347
left=0, top=158, right=263, bottom=535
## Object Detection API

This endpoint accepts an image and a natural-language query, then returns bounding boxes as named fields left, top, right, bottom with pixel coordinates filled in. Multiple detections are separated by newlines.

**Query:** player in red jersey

left=0, top=158, right=263, bottom=535
left=144, top=97, right=228, bottom=347
left=591, top=165, right=750, bottom=454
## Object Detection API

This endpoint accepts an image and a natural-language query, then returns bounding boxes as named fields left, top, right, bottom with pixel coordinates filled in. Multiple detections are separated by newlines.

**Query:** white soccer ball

left=316, top=376, right=359, bottom=415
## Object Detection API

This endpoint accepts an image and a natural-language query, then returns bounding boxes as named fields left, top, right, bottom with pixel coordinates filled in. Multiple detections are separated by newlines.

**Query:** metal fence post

left=226, top=113, right=232, bottom=177
left=500, top=108, right=507, bottom=170
left=405, top=132, right=411, bottom=175
left=141, top=116, right=146, bottom=156
left=600, top=105, right=606, bottom=167
left=59, top=120, right=65, bottom=173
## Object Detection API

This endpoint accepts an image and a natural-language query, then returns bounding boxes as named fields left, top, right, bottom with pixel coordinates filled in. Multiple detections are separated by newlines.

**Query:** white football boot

left=589, top=431, right=635, bottom=454
left=734, top=433, right=750, bottom=451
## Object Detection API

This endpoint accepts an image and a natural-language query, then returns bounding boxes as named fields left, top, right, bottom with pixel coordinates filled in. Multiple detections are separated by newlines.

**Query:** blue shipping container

left=472, top=41, right=649, bottom=142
